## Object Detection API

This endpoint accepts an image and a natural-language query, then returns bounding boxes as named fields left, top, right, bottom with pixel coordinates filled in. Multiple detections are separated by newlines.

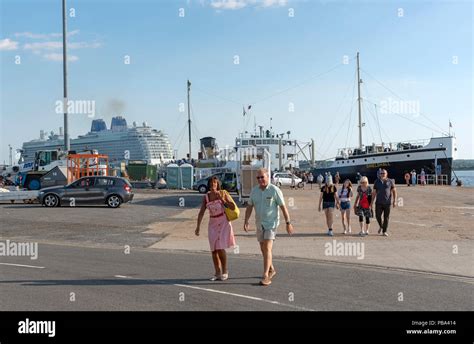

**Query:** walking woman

left=318, top=179, right=340, bottom=236
left=195, top=176, right=236, bottom=281
left=354, top=176, right=373, bottom=236
left=338, top=179, right=353, bottom=234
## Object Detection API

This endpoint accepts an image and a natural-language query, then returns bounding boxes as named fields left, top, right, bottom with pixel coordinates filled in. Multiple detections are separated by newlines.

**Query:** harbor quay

left=1, top=184, right=472, bottom=278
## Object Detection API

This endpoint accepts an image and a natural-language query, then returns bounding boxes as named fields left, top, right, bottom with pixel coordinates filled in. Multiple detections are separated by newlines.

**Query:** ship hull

left=312, top=154, right=453, bottom=184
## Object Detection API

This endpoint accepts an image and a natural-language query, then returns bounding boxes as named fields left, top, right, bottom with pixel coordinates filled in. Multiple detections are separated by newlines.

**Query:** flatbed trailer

left=0, top=190, right=40, bottom=204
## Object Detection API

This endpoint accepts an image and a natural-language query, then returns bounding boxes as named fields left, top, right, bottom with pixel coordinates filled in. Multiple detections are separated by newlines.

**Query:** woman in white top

left=338, top=179, right=353, bottom=234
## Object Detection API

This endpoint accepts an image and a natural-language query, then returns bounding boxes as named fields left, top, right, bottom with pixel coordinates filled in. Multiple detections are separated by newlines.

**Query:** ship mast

left=62, top=0, right=70, bottom=151
left=187, top=80, right=192, bottom=160
left=357, top=52, right=363, bottom=150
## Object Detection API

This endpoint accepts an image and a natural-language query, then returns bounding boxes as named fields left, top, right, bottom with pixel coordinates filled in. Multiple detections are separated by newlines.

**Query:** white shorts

left=257, top=225, right=277, bottom=242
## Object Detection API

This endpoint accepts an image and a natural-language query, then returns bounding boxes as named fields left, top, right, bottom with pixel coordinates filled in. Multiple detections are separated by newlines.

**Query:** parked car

left=193, top=172, right=237, bottom=194
left=38, top=176, right=134, bottom=208
left=272, top=172, right=303, bottom=188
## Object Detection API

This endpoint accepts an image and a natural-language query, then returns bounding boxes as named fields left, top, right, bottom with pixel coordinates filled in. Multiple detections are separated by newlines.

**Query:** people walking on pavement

left=308, top=172, right=314, bottom=189
left=338, top=179, right=353, bottom=234
left=291, top=173, right=296, bottom=189
left=318, top=178, right=340, bottom=236
left=334, top=171, right=341, bottom=185
left=195, top=176, right=237, bottom=281
left=244, top=168, right=294, bottom=286
left=420, top=168, right=426, bottom=186
left=317, top=173, right=324, bottom=188
left=404, top=172, right=411, bottom=186
left=354, top=176, right=373, bottom=236
left=372, top=169, right=397, bottom=237
left=411, top=170, right=417, bottom=186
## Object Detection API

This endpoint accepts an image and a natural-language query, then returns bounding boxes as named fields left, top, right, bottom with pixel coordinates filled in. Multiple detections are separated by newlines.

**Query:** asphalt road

left=0, top=243, right=472, bottom=311
left=0, top=191, right=203, bottom=247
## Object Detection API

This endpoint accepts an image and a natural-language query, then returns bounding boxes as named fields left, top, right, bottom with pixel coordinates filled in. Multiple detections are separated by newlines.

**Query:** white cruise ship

left=20, top=116, right=174, bottom=165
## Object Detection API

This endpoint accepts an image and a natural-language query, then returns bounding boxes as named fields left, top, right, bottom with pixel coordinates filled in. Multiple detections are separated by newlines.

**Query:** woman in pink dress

left=195, top=176, right=236, bottom=281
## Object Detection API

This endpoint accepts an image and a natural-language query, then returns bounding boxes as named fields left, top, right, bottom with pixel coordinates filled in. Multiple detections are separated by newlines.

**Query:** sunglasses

left=256, top=176, right=265, bottom=180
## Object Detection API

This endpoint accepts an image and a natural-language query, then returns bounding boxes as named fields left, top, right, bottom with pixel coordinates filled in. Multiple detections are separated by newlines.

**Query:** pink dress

left=205, top=194, right=236, bottom=251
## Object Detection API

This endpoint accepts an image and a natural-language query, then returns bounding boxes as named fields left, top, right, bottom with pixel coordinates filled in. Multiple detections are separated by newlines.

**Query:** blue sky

left=1, top=0, right=472, bottom=164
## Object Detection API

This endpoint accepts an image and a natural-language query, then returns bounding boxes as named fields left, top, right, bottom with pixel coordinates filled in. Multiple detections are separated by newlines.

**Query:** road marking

left=174, top=283, right=316, bottom=311
left=113, top=275, right=315, bottom=311
left=392, top=220, right=426, bottom=227
left=0, top=262, right=45, bottom=269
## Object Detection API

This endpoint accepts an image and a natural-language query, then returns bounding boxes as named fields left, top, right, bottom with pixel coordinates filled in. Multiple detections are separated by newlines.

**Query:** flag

left=243, top=105, right=252, bottom=116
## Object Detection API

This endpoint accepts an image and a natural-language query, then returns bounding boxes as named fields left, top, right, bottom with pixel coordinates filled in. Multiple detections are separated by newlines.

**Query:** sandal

left=269, top=269, right=277, bottom=279
left=260, top=276, right=272, bottom=286
left=220, top=273, right=229, bottom=281
left=210, top=274, right=221, bottom=281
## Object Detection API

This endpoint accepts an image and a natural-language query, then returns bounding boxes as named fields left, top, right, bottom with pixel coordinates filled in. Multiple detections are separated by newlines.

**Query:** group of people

left=195, top=168, right=396, bottom=286
left=404, top=168, right=426, bottom=186
left=318, top=169, right=397, bottom=237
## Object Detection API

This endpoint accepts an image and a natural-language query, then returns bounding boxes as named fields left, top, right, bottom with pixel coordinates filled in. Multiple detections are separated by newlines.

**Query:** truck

left=3, top=149, right=106, bottom=190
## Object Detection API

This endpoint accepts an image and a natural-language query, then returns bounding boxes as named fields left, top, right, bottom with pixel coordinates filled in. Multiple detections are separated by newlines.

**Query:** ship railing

left=419, top=174, right=449, bottom=186
left=336, top=138, right=431, bottom=158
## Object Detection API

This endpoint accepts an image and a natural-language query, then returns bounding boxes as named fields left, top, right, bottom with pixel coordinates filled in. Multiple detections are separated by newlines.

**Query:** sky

left=0, top=0, right=473, bottom=164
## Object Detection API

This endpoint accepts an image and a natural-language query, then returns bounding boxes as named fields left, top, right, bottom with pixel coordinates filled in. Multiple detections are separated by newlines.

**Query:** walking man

left=308, top=172, right=314, bottom=189
left=244, top=168, right=294, bottom=286
left=371, top=169, right=397, bottom=236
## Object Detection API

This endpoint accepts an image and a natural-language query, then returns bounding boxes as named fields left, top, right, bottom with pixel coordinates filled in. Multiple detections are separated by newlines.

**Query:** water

left=453, top=170, right=474, bottom=187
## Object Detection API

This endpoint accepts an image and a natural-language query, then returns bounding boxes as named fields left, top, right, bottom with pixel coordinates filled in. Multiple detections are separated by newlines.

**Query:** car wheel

left=276, top=182, right=282, bottom=187
left=198, top=185, right=208, bottom=194
left=297, top=182, right=304, bottom=188
left=107, top=195, right=122, bottom=208
left=43, top=194, right=59, bottom=207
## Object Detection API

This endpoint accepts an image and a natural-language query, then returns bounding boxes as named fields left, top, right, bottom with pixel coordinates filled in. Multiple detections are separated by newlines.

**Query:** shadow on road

left=235, top=233, right=337, bottom=238
left=0, top=277, right=262, bottom=287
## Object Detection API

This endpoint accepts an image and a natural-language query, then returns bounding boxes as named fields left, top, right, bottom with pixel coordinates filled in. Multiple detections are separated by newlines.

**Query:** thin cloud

left=209, top=0, right=288, bottom=10
left=23, top=41, right=101, bottom=54
left=0, top=38, right=19, bottom=50
left=43, top=53, right=79, bottom=62
left=15, top=30, right=80, bottom=39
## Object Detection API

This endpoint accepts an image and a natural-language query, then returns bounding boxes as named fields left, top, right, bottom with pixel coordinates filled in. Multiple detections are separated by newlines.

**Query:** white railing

left=337, top=139, right=431, bottom=157
left=419, top=174, right=449, bottom=185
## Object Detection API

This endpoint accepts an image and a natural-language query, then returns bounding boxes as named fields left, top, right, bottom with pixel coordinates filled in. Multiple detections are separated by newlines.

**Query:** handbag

left=221, top=190, right=240, bottom=221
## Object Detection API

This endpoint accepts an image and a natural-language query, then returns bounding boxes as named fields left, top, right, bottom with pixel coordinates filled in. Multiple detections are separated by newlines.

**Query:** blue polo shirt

left=248, top=183, right=285, bottom=230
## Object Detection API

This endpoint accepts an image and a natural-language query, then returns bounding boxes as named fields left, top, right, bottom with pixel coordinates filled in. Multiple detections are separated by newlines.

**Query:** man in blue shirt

left=244, top=168, right=294, bottom=286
